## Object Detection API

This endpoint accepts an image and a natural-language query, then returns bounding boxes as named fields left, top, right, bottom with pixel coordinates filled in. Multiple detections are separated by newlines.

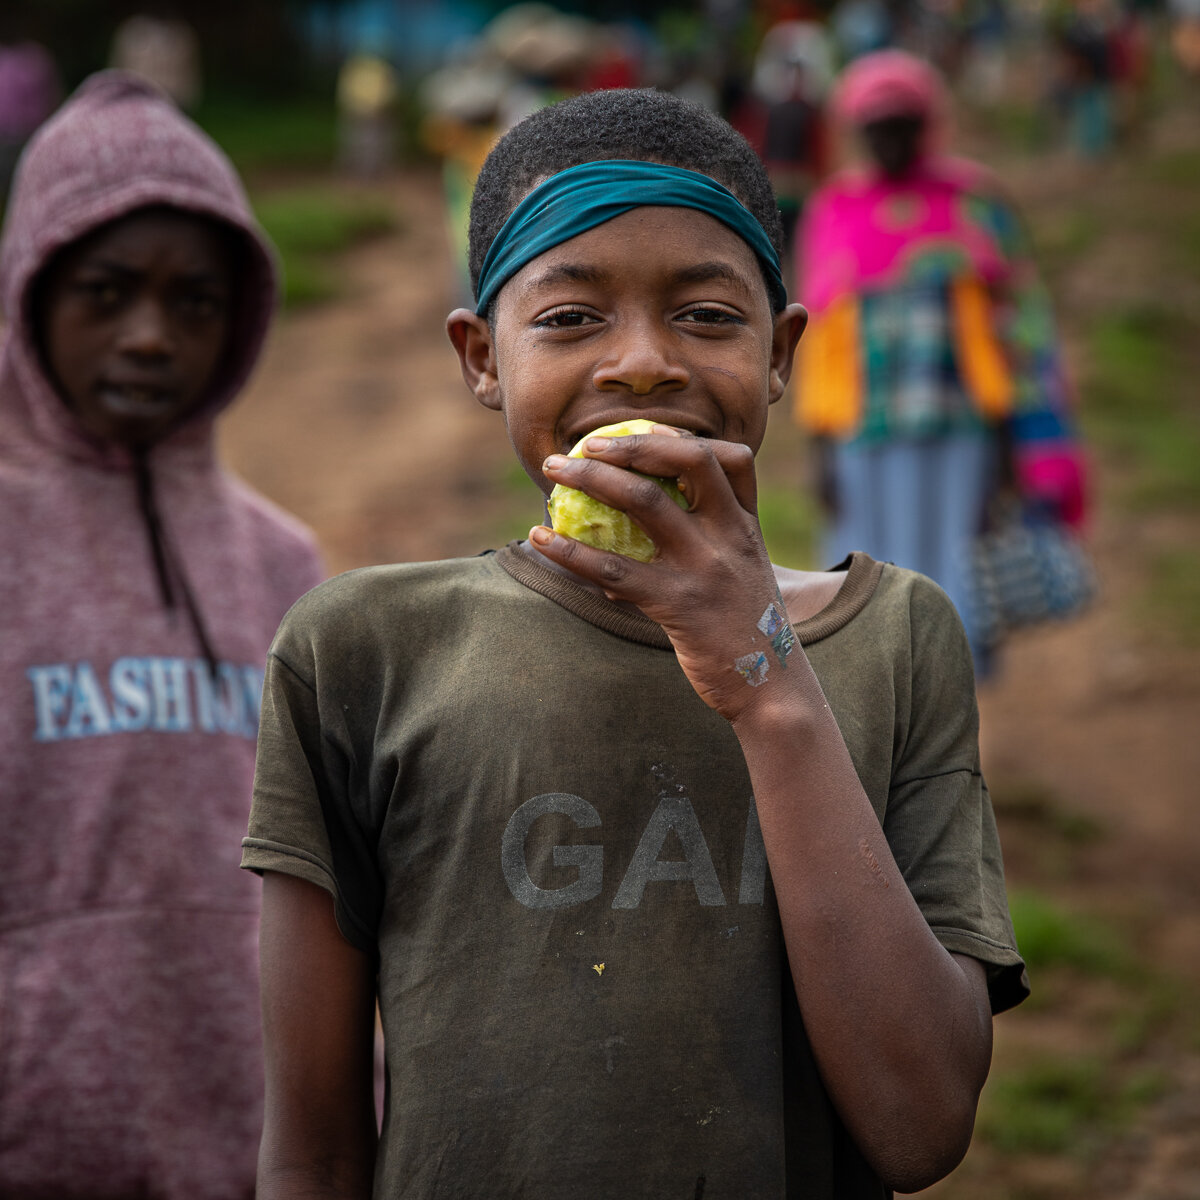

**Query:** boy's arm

left=533, top=430, right=994, bottom=1194
left=730, top=686, right=993, bottom=1193
left=257, top=872, right=378, bottom=1199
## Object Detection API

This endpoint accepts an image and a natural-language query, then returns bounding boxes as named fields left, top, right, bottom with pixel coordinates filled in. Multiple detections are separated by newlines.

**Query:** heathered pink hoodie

left=0, top=73, right=323, bottom=1197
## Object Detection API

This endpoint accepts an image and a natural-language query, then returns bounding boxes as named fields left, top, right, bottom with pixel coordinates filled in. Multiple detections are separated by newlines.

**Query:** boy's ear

left=446, top=308, right=501, bottom=411
left=768, top=303, right=808, bottom=405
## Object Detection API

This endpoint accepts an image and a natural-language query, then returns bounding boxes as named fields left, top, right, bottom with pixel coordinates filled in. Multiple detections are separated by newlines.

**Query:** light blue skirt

left=823, top=431, right=997, bottom=670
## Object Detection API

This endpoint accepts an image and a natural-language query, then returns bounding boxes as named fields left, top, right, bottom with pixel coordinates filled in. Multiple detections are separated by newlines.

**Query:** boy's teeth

left=105, top=385, right=159, bottom=406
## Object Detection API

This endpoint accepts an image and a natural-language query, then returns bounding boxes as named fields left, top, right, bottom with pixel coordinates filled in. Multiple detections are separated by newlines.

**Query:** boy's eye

left=77, top=279, right=124, bottom=307
left=677, top=305, right=743, bottom=326
left=177, top=291, right=227, bottom=319
left=534, top=307, right=598, bottom=329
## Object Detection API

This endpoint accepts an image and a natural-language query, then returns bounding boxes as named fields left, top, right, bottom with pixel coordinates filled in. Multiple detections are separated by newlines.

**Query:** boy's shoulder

left=860, top=559, right=977, bottom=685
left=299, top=550, right=503, bottom=601
left=871, top=558, right=961, bottom=618
left=275, top=550, right=510, bottom=648
left=776, top=554, right=957, bottom=645
left=855, top=558, right=969, bottom=642
left=793, top=555, right=973, bottom=678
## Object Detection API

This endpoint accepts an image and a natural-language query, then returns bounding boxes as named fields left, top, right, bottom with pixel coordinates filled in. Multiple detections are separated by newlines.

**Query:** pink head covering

left=832, top=49, right=948, bottom=155
left=799, top=51, right=1002, bottom=312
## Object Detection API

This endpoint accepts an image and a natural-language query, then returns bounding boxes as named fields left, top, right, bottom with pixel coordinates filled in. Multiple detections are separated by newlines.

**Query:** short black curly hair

left=468, top=88, right=784, bottom=313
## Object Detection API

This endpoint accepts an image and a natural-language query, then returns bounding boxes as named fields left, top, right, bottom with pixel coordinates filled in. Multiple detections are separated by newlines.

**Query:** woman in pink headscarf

left=793, top=49, right=1084, bottom=674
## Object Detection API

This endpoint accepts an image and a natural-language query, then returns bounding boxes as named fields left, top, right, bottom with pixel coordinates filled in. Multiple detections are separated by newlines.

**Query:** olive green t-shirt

left=243, top=546, right=1027, bottom=1199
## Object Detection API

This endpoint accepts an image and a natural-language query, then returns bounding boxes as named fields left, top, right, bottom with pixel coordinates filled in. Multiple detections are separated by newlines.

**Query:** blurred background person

left=831, top=0, right=897, bottom=60
left=0, top=19, right=60, bottom=207
left=792, top=49, right=1085, bottom=675
left=419, top=53, right=511, bottom=304
left=336, top=42, right=399, bottom=178
left=1048, top=0, right=1118, bottom=157
left=958, top=0, right=1013, bottom=106
left=1169, top=0, right=1200, bottom=73
left=109, top=9, right=202, bottom=109
left=0, top=71, right=323, bottom=1196
left=737, top=17, right=833, bottom=290
left=419, top=3, right=604, bottom=305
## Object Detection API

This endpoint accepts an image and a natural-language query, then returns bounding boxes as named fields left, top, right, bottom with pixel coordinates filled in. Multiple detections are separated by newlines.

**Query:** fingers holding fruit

left=543, top=419, right=760, bottom=562
left=546, top=420, right=688, bottom=562
left=564, top=420, right=758, bottom=517
left=532, top=418, right=793, bottom=713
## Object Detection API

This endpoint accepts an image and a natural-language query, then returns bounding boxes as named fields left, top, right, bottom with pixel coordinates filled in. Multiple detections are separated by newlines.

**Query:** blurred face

left=36, top=207, right=235, bottom=450
left=861, top=114, right=926, bottom=180
left=449, top=205, right=806, bottom=495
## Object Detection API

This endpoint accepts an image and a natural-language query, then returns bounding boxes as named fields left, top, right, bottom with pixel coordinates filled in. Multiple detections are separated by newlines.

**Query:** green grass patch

left=985, top=896, right=1180, bottom=1157
left=194, top=97, right=338, bottom=173
left=1009, top=890, right=1133, bottom=979
left=500, top=459, right=536, bottom=497
left=465, top=460, right=541, bottom=550
left=1082, top=306, right=1200, bottom=510
left=757, top=485, right=821, bottom=569
left=1110, top=975, right=1189, bottom=1053
left=963, top=98, right=1050, bottom=157
left=979, top=1055, right=1106, bottom=1154
left=1144, top=547, right=1200, bottom=646
left=1083, top=305, right=1200, bottom=640
left=1031, top=210, right=1102, bottom=280
left=1178, top=211, right=1200, bottom=273
left=1145, top=149, right=1200, bottom=189
left=254, top=189, right=396, bottom=255
left=1008, top=890, right=1185, bottom=1053
left=979, top=1055, right=1169, bottom=1155
left=252, top=187, right=398, bottom=307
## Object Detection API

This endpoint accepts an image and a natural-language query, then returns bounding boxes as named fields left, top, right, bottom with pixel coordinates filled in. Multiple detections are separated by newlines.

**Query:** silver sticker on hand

left=735, top=650, right=770, bottom=687
left=757, top=599, right=795, bottom=666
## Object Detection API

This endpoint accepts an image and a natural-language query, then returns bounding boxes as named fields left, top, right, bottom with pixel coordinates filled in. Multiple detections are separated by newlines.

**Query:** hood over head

left=831, top=49, right=949, bottom=160
left=0, top=69, right=278, bottom=468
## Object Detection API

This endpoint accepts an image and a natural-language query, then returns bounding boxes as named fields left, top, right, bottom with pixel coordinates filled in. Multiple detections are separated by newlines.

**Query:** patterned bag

left=966, top=502, right=1098, bottom=648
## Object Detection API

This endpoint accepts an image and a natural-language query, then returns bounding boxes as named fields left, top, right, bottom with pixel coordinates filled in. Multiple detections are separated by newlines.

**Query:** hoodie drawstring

left=133, top=449, right=220, bottom=679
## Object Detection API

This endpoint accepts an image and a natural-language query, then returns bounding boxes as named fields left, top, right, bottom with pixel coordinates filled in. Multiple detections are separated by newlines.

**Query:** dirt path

left=221, top=155, right=1200, bottom=1198
left=221, top=164, right=510, bottom=575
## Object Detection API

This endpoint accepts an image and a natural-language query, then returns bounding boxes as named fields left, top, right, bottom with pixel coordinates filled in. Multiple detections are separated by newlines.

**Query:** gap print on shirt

left=502, top=791, right=767, bottom=911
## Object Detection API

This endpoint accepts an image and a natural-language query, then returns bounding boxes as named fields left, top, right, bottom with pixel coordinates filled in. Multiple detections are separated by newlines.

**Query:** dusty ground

left=221, top=139, right=1200, bottom=1196
left=221, top=168, right=507, bottom=574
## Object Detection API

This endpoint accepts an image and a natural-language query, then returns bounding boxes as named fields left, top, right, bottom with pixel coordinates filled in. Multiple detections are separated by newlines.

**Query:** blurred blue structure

left=304, top=0, right=492, bottom=73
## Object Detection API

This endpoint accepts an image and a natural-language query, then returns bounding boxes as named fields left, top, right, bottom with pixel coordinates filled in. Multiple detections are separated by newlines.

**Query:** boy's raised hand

left=531, top=424, right=800, bottom=725
left=533, top=423, right=996, bottom=1192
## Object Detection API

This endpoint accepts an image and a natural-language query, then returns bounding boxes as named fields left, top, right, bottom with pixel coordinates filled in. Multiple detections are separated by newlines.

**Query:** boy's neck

left=515, top=541, right=850, bottom=624
left=515, top=539, right=647, bottom=616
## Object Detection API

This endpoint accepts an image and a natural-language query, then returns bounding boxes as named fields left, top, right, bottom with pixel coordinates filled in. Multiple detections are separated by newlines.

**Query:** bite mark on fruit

left=547, top=418, right=687, bottom=562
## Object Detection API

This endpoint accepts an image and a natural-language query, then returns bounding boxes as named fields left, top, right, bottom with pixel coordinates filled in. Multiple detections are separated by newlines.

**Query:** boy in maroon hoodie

left=0, top=72, right=324, bottom=1197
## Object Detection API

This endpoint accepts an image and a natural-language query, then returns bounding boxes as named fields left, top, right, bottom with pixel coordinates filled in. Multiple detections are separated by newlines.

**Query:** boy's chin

left=68, top=394, right=202, bottom=451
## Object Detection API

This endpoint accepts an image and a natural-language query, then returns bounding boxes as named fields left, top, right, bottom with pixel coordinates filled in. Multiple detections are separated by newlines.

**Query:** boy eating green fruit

left=245, top=87, right=1027, bottom=1199
left=548, top=418, right=688, bottom=561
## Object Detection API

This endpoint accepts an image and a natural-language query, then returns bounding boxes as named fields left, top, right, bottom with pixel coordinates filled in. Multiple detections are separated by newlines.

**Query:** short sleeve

left=240, top=601, right=382, bottom=955
left=883, top=577, right=1030, bottom=1014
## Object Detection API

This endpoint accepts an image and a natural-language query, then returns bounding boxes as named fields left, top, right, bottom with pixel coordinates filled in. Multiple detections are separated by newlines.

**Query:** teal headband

left=474, top=159, right=788, bottom=316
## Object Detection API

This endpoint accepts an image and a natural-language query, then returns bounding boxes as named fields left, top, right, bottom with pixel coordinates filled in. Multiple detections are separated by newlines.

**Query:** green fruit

left=547, top=419, right=687, bottom=562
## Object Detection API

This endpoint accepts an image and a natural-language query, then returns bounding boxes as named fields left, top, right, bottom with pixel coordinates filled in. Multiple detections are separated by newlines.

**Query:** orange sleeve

left=793, top=295, right=862, bottom=437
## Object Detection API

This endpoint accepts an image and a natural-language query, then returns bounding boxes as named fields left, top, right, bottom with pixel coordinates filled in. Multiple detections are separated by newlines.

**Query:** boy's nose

left=116, top=297, right=176, bottom=359
left=592, top=324, right=689, bottom=395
